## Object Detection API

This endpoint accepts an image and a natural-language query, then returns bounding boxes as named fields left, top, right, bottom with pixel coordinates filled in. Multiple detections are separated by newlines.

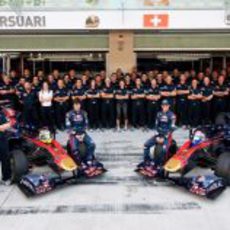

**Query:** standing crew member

left=0, top=75, right=16, bottom=106
left=39, top=81, right=54, bottom=132
left=188, top=79, right=202, bottom=127
left=86, top=79, right=100, bottom=130
left=131, top=78, right=146, bottom=128
left=19, top=82, right=39, bottom=128
left=201, top=77, right=213, bottom=125
left=0, top=108, right=15, bottom=185
left=213, top=75, right=228, bottom=119
left=176, top=74, right=189, bottom=128
left=71, top=79, right=86, bottom=109
left=160, top=75, right=177, bottom=110
left=101, top=78, right=115, bottom=129
left=115, top=80, right=130, bottom=131
left=54, top=79, right=70, bottom=130
left=145, top=79, right=161, bottom=129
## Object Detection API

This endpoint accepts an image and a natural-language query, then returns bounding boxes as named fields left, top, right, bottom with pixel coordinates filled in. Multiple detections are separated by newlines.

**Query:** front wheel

left=215, top=152, right=230, bottom=185
left=10, top=150, right=29, bottom=183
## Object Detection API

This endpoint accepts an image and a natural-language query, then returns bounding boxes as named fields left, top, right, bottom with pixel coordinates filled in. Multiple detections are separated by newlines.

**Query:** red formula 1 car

left=3, top=107, right=106, bottom=196
left=136, top=126, right=230, bottom=199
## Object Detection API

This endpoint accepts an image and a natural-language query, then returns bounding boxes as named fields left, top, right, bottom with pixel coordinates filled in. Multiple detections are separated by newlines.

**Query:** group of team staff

left=0, top=68, right=230, bottom=131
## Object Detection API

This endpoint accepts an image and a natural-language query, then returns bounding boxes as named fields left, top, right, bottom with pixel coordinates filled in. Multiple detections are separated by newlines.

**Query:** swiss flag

left=144, top=14, right=169, bottom=28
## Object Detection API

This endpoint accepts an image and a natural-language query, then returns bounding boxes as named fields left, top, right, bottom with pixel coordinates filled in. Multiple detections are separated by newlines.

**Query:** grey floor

left=0, top=129, right=229, bottom=230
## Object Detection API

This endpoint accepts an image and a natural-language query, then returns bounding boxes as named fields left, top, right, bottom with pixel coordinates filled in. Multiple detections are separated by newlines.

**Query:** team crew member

left=39, top=81, right=54, bottom=132
left=143, top=100, right=176, bottom=164
left=86, top=79, right=100, bottom=130
left=0, top=75, right=15, bottom=106
left=131, top=78, right=146, bottom=128
left=188, top=79, right=202, bottom=127
left=176, top=74, right=190, bottom=127
left=15, top=77, right=26, bottom=110
left=160, top=76, right=177, bottom=109
left=64, top=74, right=74, bottom=91
left=47, top=74, right=57, bottom=91
left=0, top=108, right=15, bottom=185
left=71, top=79, right=87, bottom=109
left=15, top=77, right=26, bottom=96
left=9, top=70, right=19, bottom=86
left=54, top=79, right=70, bottom=130
left=66, top=100, right=95, bottom=163
left=213, top=75, right=228, bottom=119
left=31, top=76, right=41, bottom=94
left=115, top=80, right=130, bottom=131
left=201, top=77, right=213, bottom=124
left=145, top=79, right=161, bottom=129
left=19, top=82, right=39, bottom=128
left=101, top=78, right=115, bottom=129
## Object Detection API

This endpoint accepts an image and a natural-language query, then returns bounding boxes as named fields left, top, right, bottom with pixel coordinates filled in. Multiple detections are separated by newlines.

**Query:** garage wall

left=0, top=34, right=109, bottom=51
left=134, top=33, right=230, bottom=50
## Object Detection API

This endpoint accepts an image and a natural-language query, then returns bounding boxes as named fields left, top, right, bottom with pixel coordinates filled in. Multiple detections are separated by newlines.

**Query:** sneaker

left=1, top=180, right=11, bottom=186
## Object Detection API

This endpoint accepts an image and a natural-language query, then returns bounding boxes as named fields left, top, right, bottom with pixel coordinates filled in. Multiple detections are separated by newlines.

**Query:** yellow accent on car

left=164, top=159, right=182, bottom=173
left=60, top=157, right=78, bottom=171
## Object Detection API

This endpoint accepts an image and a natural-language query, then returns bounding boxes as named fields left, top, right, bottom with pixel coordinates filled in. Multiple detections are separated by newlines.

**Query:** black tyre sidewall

left=11, top=149, right=29, bottom=183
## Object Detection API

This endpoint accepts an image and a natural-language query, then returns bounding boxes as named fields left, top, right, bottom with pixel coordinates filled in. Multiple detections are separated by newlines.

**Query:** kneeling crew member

left=143, top=100, right=176, bottom=165
left=66, top=99, right=96, bottom=164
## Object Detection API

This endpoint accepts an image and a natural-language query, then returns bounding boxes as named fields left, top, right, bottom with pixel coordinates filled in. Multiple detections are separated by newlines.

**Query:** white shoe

left=1, top=180, right=12, bottom=186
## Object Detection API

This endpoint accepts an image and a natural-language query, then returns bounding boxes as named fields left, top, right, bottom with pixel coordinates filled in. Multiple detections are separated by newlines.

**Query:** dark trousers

left=213, top=99, right=226, bottom=120
left=201, top=101, right=212, bottom=125
left=176, top=99, right=188, bottom=126
left=132, top=100, right=145, bottom=127
left=147, top=101, right=158, bottom=129
left=87, top=100, right=100, bottom=129
left=40, top=106, right=54, bottom=132
left=55, top=102, right=68, bottom=129
left=22, top=106, right=39, bottom=128
left=188, top=101, right=200, bottom=127
left=101, top=100, right=115, bottom=128
left=0, top=136, right=11, bottom=181
left=69, top=133, right=95, bottom=162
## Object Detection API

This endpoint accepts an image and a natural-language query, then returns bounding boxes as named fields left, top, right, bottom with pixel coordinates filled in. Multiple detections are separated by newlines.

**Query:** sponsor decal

left=0, top=15, right=46, bottom=28
left=85, top=15, right=100, bottom=28
left=225, top=12, right=230, bottom=25
left=143, top=0, right=170, bottom=6
left=144, top=14, right=169, bottom=28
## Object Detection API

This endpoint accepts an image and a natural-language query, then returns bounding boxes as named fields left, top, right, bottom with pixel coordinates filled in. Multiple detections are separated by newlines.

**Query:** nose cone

left=164, top=159, right=182, bottom=173
left=60, top=157, right=78, bottom=171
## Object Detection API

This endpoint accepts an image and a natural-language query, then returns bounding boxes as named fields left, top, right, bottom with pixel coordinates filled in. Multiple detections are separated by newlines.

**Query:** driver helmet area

left=192, top=130, right=206, bottom=146
left=39, top=129, right=53, bottom=144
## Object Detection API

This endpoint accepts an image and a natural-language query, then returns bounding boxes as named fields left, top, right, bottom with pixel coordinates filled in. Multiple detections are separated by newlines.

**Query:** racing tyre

left=10, top=150, right=29, bottom=183
left=215, top=152, right=230, bottom=185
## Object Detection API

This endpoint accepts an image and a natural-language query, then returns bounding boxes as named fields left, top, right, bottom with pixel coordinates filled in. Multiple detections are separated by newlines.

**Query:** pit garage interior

left=1, top=31, right=230, bottom=75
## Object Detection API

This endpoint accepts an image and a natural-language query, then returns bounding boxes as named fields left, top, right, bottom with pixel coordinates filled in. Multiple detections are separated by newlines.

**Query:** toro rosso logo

left=160, top=115, right=169, bottom=122
left=73, top=114, right=84, bottom=122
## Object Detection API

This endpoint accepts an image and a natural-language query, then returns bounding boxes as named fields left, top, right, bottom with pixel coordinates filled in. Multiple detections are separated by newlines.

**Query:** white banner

left=0, top=10, right=229, bottom=30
